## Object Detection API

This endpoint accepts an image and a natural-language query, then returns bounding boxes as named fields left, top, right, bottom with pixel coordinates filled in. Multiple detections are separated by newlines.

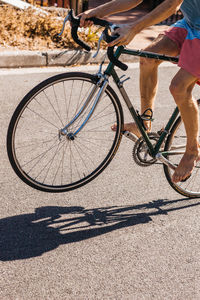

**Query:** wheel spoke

left=164, top=102, right=200, bottom=197
left=8, top=74, right=122, bottom=192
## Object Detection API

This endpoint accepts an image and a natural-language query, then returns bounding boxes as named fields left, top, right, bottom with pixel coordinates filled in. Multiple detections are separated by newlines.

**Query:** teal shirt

left=181, top=0, right=200, bottom=29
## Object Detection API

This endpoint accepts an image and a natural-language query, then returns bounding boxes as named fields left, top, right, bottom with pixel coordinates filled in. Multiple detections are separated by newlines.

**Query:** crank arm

left=156, top=153, right=176, bottom=170
left=123, top=131, right=138, bottom=143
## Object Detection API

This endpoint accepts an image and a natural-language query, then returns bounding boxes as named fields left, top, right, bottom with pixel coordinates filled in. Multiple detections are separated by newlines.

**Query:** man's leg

left=112, top=34, right=179, bottom=136
left=169, top=68, right=200, bottom=183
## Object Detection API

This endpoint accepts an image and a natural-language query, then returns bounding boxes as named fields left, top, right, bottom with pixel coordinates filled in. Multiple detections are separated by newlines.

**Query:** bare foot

left=111, top=122, right=143, bottom=138
left=172, top=151, right=200, bottom=183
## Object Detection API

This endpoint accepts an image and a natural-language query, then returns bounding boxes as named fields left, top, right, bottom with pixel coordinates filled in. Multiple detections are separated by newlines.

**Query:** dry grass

left=0, top=5, right=105, bottom=50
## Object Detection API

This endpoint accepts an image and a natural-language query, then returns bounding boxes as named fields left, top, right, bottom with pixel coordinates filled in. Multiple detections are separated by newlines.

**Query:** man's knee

left=169, top=79, right=184, bottom=99
left=169, top=78, right=192, bottom=103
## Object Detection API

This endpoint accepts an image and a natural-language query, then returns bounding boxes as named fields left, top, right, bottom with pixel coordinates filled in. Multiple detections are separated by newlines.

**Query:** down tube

left=111, top=68, right=155, bottom=155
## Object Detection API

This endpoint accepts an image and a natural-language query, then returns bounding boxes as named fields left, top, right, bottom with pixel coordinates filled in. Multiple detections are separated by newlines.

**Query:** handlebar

left=59, top=9, right=128, bottom=71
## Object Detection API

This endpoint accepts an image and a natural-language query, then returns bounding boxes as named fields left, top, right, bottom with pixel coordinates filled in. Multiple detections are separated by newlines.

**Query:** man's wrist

left=130, top=21, right=144, bottom=35
left=88, top=7, right=104, bottom=19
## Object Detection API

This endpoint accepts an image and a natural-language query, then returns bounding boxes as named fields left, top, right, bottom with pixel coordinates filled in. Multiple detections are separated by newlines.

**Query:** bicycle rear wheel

left=7, top=72, right=124, bottom=192
left=163, top=100, right=200, bottom=198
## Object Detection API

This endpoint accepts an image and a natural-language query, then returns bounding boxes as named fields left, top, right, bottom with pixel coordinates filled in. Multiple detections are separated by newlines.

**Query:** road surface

left=1, top=63, right=200, bottom=299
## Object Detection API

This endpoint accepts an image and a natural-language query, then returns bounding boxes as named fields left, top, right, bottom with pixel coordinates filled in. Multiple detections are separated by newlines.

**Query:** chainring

left=132, top=132, right=159, bottom=167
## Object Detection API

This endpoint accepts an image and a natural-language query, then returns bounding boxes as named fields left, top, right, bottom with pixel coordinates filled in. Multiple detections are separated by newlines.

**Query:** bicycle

left=7, top=10, right=200, bottom=198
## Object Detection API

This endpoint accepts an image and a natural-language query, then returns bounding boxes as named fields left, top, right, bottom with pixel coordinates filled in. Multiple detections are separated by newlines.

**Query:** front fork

left=59, top=75, right=109, bottom=140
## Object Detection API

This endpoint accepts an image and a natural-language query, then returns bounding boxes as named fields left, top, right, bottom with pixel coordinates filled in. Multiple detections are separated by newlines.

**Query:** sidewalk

left=0, top=6, right=169, bottom=68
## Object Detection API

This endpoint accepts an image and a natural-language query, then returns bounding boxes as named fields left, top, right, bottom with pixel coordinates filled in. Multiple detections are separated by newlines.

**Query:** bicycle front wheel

left=163, top=100, right=200, bottom=198
left=7, top=72, right=124, bottom=192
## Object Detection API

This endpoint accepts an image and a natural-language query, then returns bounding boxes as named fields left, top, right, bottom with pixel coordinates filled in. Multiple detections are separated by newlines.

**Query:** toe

left=111, top=124, right=117, bottom=131
left=172, top=171, right=181, bottom=183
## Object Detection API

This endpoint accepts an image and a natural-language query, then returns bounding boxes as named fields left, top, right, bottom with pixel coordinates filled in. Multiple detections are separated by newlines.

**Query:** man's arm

left=132, top=0, right=183, bottom=32
left=108, top=0, right=183, bottom=46
left=80, top=0, right=143, bottom=27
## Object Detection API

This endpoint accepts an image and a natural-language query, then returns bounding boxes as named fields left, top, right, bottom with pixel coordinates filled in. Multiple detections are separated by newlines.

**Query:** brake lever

left=110, top=24, right=120, bottom=33
left=92, top=24, right=119, bottom=58
left=93, top=32, right=104, bottom=58
left=58, top=10, right=80, bottom=37
left=58, top=14, right=70, bottom=37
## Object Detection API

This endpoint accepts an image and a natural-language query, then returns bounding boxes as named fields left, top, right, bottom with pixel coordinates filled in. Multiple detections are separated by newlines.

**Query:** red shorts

left=164, top=18, right=200, bottom=84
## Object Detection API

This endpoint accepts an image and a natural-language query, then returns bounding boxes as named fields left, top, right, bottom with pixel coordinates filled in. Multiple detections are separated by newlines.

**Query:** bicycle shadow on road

left=1, top=197, right=200, bottom=261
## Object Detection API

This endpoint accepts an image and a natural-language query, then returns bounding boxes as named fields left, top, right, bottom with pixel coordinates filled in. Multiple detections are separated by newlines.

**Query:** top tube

left=122, top=48, right=179, bottom=63
left=104, top=46, right=179, bottom=76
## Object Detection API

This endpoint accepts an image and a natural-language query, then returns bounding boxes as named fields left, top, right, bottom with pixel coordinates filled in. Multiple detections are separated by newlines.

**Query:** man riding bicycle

left=80, top=0, right=200, bottom=184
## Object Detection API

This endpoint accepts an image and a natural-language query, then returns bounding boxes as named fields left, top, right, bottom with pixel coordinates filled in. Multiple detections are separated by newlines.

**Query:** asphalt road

left=1, top=63, right=200, bottom=300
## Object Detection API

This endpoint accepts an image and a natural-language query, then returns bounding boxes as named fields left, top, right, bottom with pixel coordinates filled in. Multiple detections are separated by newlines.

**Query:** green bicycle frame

left=104, top=46, right=180, bottom=158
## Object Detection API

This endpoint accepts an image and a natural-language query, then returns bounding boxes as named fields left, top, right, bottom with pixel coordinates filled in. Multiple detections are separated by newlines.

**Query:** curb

left=0, top=49, right=139, bottom=68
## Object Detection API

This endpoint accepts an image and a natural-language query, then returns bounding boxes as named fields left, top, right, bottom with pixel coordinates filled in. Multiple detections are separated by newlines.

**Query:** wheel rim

left=9, top=75, right=122, bottom=191
left=165, top=118, right=200, bottom=197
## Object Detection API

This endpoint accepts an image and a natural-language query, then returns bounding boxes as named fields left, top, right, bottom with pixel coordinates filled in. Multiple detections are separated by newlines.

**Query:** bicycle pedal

left=181, top=174, right=191, bottom=182
left=141, top=116, right=154, bottom=122
left=140, top=108, right=154, bottom=122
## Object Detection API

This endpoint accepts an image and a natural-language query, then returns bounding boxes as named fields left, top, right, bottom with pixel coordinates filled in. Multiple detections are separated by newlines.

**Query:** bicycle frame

left=61, top=46, right=181, bottom=168
left=106, top=46, right=180, bottom=157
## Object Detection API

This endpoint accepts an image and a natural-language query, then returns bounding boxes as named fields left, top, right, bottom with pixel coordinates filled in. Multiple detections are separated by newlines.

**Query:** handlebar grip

left=69, top=10, right=111, bottom=51
left=103, top=28, right=128, bottom=71
left=68, top=10, right=91, bottom=51
left=69, top=10, right=110, bottom=52
left=71, top=25, right=91, bottom=52
left=88, top=17, right=111, bottom=27
left=107, top=47, right=128, bottom=71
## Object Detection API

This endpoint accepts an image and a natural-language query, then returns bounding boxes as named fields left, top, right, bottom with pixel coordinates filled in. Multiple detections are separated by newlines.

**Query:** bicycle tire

left=163, top=99, right=200, bottom=198
left=7, top=72, right=124, bottom=192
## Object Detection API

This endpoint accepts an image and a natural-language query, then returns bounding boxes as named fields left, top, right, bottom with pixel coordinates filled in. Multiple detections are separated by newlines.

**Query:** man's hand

left=79, top=0, right=143, bottom=27
left=108, top=24, right=139, bottom=47
left=79, top=9, right=100, bottom=27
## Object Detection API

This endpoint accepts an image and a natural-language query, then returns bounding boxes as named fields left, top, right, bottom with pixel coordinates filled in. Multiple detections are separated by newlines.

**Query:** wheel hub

left=59, top=129, right=75, bottom=141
